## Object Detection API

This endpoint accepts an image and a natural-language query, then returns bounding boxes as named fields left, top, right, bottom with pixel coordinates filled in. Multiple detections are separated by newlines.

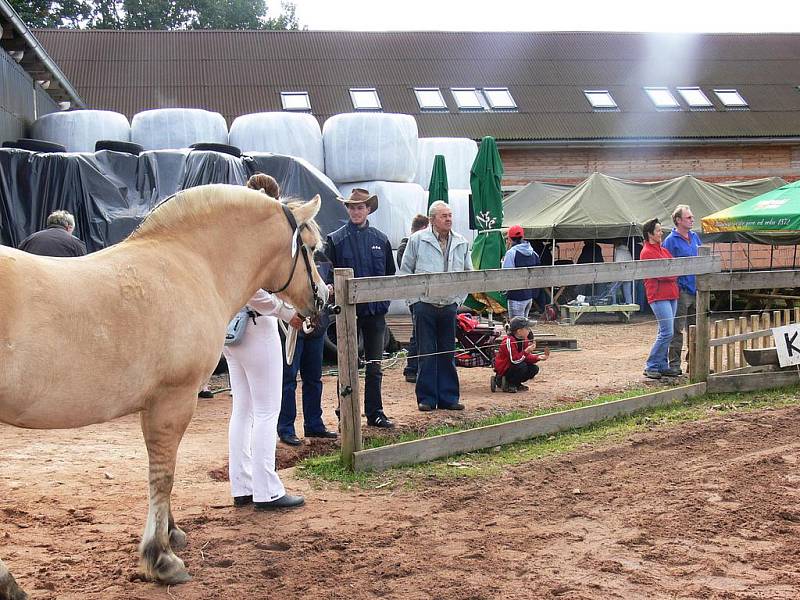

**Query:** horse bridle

left=266, top=204, right=324, bottom=319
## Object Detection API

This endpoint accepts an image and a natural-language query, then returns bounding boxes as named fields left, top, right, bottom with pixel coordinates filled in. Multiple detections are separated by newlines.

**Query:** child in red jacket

left=494, top=317, right=550, bottom=393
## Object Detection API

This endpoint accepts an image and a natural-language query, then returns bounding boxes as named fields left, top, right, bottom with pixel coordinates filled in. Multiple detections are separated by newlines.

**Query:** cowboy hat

left=340, top=188, right=379, bottom=213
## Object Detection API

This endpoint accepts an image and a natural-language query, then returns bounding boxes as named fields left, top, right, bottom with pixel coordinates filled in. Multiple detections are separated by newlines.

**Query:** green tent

left=514, top=172, right=787, bottom=242
left=702, top=180, right=800, bottom=243
left=427, top=154, right=449, bottom=208
left=468, top=136, right=506, bottom=312
left=502, top=181, right=573, bottom=227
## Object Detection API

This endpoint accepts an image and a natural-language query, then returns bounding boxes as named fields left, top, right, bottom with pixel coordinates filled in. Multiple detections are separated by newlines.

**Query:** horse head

left=270, top=195, right=329, bottom=320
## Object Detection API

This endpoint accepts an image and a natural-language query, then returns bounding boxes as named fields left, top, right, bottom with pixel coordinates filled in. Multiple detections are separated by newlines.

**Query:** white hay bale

left=337, top=181, right=426, bottom=249
left=447, top=189, right=476, bottom=245
left=415, top=138, right=478, bottom=190
left=324, top=113, right=418, bottom=183
left=31, top=110, right=130, bottom=153
left=131, top=109, right=228, bottom=151
left=229, top=112, right=324, bottom=172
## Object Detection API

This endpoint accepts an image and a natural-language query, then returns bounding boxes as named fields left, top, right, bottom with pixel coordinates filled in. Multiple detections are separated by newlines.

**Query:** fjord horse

left=0, top=184, right=328, bottom=599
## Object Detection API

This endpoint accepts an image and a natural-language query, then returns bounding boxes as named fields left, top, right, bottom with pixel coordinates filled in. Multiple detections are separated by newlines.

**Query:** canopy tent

left=514, top=173, right=787, bottom=243
left=502, top=181, right=573, bottom=226
left=702, top=180, right=800, bottom=245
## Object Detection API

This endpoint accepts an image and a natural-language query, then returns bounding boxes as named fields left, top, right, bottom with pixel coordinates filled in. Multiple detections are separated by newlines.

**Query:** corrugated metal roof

left=33, top=30, right=800, bottom=142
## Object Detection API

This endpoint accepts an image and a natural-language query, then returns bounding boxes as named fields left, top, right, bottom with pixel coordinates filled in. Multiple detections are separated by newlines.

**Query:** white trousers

left=222, top=315, right=286, bottom=503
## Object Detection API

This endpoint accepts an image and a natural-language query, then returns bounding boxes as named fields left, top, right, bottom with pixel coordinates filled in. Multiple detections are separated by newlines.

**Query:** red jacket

left=494, top=335, right=542, bottom=376
left=640, top=242, right=679, bottom=302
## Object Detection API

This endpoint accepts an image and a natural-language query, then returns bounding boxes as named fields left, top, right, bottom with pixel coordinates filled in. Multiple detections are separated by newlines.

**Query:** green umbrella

left=702, top=180, right=800, bottom=233
left=427, top=154, right=449, bottom=208
left=467, top=136, right=506, bottom=313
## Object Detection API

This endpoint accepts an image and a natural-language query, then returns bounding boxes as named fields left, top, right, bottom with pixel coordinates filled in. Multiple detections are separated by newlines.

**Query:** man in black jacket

left=18, top=210, right=87, bottom=257
left=325, top=189, right=396, bottom=428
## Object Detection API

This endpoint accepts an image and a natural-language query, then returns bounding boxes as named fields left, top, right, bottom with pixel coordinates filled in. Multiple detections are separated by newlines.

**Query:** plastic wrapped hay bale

left=324, top=113, right=418, bottom=184
left=447, top=189, right=476, bottom=245
left=131, top=108, right=228, bottom=151
left=415, top=138, right=478, bottom=190
left=337, top=181, right=426, bottom=249
left=229, top=112, right=324, bottom=172
left=31, top=110, right=130, bottom=153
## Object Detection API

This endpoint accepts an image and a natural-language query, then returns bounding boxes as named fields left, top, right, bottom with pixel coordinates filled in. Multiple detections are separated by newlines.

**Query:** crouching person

left=493, top=317, right=550, bottom=393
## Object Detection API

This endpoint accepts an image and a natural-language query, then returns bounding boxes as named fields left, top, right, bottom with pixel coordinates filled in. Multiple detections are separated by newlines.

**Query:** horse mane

left=129, top=185, right=280, bottom=241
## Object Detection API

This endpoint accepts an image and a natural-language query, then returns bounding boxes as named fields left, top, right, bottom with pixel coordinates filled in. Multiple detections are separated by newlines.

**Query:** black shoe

left=367, top=412, right=395, bottom=428
left=254, top=494, right=305, bottom=510
left=305, top=429, right=338, bottom=439
left=198, top=390, right=214, bottom=399
left=439, top=403, right=465, bottom=411
left=661, top=367, right=682, bottom=377
left=417, top=403, right=434, bottom=412
left=279, top=434, right=302, bottom=446
left=404, top=373, right=417, bottom=383
left=643, top=369, right=662, bottom=379
left=233, top=495, right=252, bottom=507
left=516, top=384, right=529, bottom=391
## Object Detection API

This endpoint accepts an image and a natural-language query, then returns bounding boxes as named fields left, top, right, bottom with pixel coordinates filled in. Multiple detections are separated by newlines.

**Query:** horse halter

left=266, top=204, right=324, bottom=319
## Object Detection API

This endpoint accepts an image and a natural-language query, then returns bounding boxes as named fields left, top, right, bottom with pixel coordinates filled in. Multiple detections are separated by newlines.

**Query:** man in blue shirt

left=662, top=204, right=701, bottom=376
left=325, top=189, right=396, bottom=428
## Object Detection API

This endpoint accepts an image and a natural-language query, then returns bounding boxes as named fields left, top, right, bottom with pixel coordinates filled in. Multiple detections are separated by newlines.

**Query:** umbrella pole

left=550, top=237, right=556, bottom=307
left=793, top=243, right=797, bottom=269
left=729, top=242, right=733, bottom=312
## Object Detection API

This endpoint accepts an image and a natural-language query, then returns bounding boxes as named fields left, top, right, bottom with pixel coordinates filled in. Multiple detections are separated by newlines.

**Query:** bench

left=560, top=303, right=640, bottom=325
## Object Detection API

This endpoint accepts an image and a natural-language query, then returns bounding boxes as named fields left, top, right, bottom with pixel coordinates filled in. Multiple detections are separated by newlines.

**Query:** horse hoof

left=169, top=527, right=187, bottom=550
left=154, top=553, right=191, bottom=586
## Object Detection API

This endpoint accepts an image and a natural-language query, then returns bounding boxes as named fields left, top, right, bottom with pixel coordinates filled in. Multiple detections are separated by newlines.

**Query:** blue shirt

left=662, top=228, right=702, bottom=295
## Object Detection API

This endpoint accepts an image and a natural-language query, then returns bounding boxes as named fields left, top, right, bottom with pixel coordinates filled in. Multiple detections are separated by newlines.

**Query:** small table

left=560, top=303, right=640, bottom=325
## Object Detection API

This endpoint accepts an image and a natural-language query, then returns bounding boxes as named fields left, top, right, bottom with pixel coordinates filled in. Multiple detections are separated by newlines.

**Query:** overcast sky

left=277, top=0, right=798, bottom=33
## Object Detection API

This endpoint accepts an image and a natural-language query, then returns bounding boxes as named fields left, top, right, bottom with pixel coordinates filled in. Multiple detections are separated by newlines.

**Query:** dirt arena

left=3, top=317, right=799, bottom=599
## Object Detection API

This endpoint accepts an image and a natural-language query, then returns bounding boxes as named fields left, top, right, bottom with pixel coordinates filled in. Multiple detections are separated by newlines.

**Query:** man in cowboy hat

left=325, top=188, right=396, bottom=428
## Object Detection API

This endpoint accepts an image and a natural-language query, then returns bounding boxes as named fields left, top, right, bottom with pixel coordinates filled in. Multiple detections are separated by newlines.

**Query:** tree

left=8, top=0, right=304, bottom=30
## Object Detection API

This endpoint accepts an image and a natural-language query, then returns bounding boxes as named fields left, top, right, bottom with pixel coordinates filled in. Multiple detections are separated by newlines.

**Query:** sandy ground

left=3, top=317, right=799, bottom=599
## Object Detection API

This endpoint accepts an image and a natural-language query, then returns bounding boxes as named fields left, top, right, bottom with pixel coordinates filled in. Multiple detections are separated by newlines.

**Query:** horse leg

left=0, top=558, right=28, bottom=600
left=138, top=395, right=195, bottom=585
left=168, top=511, right=187, bottom=550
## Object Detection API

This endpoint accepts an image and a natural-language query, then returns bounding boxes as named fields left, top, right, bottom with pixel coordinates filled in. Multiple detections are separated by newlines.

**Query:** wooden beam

left=353, top=384, right=707, bottom=471
left=334, top=268, right=361, bottom=468
left=349, top=255, right=721, bottom=304
left=707, top=370, right=800, bottom=393
left=698, top=269, right=800, bottom=292
left=709, top=328, right=772, bottom=347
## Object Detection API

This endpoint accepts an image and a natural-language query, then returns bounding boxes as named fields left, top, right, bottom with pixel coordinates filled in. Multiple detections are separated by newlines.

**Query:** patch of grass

left=297, top=385, right=800, bottom=489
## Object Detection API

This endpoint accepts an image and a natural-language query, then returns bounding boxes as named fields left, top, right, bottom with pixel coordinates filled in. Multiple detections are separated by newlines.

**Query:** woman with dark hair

left=640, top=218, right=680, bottom=379
left=222, top=172, right=306, bottom=509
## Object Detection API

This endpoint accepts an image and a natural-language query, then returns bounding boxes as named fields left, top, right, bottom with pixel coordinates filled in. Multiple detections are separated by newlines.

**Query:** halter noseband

left=266, top=204, right=323, bottom=317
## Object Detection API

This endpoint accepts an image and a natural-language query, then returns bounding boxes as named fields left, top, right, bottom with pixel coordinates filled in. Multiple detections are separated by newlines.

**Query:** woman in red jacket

left=640, top=218, right=680, bottom=379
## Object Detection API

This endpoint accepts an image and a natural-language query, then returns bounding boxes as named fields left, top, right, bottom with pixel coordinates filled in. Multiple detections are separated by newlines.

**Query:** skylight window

left=483, top=87, right=517, bottom=110
left=714, top=89, right=748, bottom=108
left=349, top=88, right=382, bottom=111
left=584, top=90, right=617, bottom=109
left=644, top=87, right=680, bottom=109
left=451, top=88, right=484, bottom=110
left=280, top=92, right=311, bottom=111
left=677, top=87, right=713, bottom=108
left=414, top=88, right=447, bottom=110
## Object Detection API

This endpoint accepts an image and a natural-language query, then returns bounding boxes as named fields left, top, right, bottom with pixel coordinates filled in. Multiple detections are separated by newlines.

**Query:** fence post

left=795, top=307, right=800, bottom=324
left=693, top=247, right=712, bottom=383
left=726, top=318, right=735, bottom=371
left=713, top=320, right=724, bottom=374
left=761, top=312, right=772, bottom=348
left=687, top=325, right=696, bottom=380
left=334, top=268, right=362, bottom=468
left=751, top=314, right=761, bottom=349
left=773, top=310, right=782, bottom=328
left=738, top=316, right=748, bottom=367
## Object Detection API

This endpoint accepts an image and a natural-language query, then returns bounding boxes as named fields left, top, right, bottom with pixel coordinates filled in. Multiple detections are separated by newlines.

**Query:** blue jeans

left=279, top=334, right=326, bottom=437
left=414, top=302, right=460, bottom=409
left=606, top=280, right=633, bottom=304
left=507, top=298, right=532, bottom=319
left=646, top=299, right=677, bottom=372
left=403, top=303, right=418, bottom=377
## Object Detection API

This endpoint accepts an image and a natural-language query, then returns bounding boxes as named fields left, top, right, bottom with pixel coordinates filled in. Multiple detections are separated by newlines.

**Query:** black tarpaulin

left=0, top=148, right=347, bottom=252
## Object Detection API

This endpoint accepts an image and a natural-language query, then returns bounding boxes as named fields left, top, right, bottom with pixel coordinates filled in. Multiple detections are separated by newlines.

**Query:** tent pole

left=793, top=243, right=797, bottom=269
left=729, top=242, right=733, bottom=312
left=550, top=237, right=555, bottom=308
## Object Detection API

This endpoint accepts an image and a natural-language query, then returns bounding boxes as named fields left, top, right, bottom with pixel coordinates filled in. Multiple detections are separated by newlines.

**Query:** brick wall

left=501, top=144, right=800, bottom=186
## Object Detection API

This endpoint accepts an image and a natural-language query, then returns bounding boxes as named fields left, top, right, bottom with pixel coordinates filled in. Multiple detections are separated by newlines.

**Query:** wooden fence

left=334, top=254, right=721, bottom=469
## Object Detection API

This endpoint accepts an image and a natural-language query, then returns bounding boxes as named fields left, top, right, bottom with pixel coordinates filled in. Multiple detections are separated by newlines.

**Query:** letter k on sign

left=773, top=324, right=800, bottom=368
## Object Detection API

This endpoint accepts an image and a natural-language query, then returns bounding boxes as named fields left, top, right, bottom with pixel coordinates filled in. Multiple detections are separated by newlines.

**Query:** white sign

left=772, top=324, right=800, bottom=368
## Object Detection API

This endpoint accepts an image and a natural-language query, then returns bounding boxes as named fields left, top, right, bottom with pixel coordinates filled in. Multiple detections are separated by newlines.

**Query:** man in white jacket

left=399, top=201, right=473, bottom=412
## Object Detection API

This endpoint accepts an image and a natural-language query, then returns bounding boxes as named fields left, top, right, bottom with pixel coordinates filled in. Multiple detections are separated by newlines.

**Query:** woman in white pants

left=223, top=289, right=305, bottom=509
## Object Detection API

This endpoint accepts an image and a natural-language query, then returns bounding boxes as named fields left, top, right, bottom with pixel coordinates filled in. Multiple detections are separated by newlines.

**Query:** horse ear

left=292, top=194, right=321, bottom=224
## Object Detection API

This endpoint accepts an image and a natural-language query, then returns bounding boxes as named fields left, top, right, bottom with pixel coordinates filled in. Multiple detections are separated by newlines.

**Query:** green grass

left=296, top=384, right=800, bottom=489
